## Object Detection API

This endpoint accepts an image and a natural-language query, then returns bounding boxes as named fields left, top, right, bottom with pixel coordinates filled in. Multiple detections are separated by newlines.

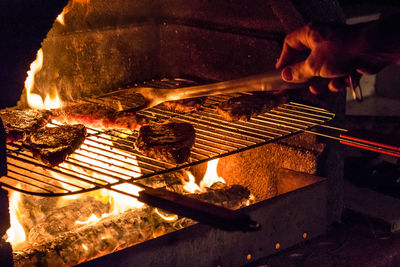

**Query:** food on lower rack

left=0, top=109, right=52, bottom=142
left=162, top=97, right=207, bottom=113
left=217, top=92, right=287, bottom=122
left=52, top=102, right=147, bottom=130
left=23, top=124, right=87, bottom=167
left=135, top=122, right=196, bottom=164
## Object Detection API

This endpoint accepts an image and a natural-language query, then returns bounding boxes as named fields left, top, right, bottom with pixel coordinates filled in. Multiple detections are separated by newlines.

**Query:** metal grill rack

left=1, top=78, right=337, bottom=197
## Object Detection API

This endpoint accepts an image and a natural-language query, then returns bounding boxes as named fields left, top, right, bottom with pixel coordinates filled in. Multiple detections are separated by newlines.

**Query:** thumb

left=281, top=61, right=314, bottom=83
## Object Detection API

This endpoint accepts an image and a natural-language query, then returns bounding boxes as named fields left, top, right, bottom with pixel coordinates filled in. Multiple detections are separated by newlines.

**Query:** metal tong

left=122, top=70, right=363, bottom=110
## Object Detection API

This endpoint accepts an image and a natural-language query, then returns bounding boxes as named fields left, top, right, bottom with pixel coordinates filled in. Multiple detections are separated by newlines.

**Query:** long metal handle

left=339, top=130, right=400, bottom=157
left=138, top=187, right=260, bottom=232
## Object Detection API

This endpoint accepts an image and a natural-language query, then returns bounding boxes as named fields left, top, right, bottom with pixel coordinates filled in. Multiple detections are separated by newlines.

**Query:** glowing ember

left=5, top=190, right=26, bottom=248
left=76, top=213, right=107, bottom=225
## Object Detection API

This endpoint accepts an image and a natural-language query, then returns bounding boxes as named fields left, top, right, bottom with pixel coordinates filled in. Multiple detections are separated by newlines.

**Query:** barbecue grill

left=0, top=0, right=369, bottom=266
left=1, top=81, right=337, bottom=197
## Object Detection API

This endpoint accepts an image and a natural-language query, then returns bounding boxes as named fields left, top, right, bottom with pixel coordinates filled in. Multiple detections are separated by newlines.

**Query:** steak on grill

left=23, top=124, right=87, bottom=167
left=162, top=97, right=207, bottom=113
left=0, top=109, right=52, bottom=142
left=217, top=92, right=287, bottom=122
left=52, top=102, right=147, bottom=130
left=135, top=122, right=195, bottom=164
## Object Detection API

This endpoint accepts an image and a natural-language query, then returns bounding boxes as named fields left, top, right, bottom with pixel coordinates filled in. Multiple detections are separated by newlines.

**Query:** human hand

left=275, top=22, right=387, bottom=94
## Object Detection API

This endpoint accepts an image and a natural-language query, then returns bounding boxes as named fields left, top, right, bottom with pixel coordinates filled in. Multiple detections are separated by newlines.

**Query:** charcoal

left=13, top=184, right=250, bottom=267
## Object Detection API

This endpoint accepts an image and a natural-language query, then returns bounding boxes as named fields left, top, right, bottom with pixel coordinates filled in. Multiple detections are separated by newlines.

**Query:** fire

left=183, top=171, right=202, bottom=193
left=58, top=128, right=145, bottom=214
left=25, top=48, right=62, bottom=110
left=76, top=213, right=107, bottom=225
left=57, top=0, right=90, bottom=26
left=154, top=209, right=178, bottom=222
left=183, top=158, right=226, bottom=193
left=200, top=158, right=225, bottom=188
left=5, top=190, right=26, bottom=248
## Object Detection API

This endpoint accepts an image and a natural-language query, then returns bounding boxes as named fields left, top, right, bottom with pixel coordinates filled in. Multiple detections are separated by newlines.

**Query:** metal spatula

left=123, top=70, right=308, bottom=110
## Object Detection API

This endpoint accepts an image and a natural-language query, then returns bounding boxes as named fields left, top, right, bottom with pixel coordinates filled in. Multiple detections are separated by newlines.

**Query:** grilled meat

left=162, top=97, right=207, bottom=113
left=217, top=92, right=287, bottom=122
left=135, top=122, right=195, bottom=164
left=0, top=109, right=52, bottom=142
left=23, top=124, right=87, bottom=167
left=52, top=102, right=147, bottom=130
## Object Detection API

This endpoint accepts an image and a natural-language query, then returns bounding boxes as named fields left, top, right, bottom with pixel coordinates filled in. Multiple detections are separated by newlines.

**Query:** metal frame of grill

left=0, top=78, right=337, bottom=197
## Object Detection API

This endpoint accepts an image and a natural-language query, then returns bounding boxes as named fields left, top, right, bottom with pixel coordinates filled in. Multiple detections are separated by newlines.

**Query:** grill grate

left=1, top=78, right=336, bottom=197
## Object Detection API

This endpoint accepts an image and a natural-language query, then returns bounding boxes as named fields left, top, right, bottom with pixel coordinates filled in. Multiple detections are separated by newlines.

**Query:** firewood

left=13, top=184, right=250, bottom=267
left=27, top=196, right=111, bottom=244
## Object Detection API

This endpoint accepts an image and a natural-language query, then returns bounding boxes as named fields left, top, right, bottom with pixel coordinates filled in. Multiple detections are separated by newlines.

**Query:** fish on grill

left=0, top=109, right=52, bottom=142
left=23, top=124, right=87, bottom=167
left=52, top=102, right=147, bottom=130
left=162, top=97, right=207, bottom=113
left=217, top=92, right=287, bottom=122
left=135, top=122, right=195, bottom=164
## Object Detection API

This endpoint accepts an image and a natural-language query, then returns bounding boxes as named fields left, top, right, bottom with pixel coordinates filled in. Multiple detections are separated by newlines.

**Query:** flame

left=44, top=88, right=62, bottom=109
left=200, top=159, right=225, bottom=189
left=76, top=213, right=107, bottom=225
left=24, top=49, right=62, bottom=109
left=25, top=49, right=44, bottom=109
left=57, top=0, right=91, bottom=26
left=182, top=158, right=226, bottom=194
left=56, top=128, right=144, bottom=214
left=182, top=171, right=202, bottom=193
left=5, top=191, right=26, bottom=248
left=154, top=208, right=178, bottom=222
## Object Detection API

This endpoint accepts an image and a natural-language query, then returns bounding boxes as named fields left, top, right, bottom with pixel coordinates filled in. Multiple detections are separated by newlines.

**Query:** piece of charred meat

left=217, top=92, right=287, bottom=122
left=135, top=122, right=195, bottom=164
left=162, top=97, right=207, bottom=113
left=52, top=102, right=147, bottom=131
left=0, top=109, right=52, bottom=143
left=23, top=124, right=87, bottom=167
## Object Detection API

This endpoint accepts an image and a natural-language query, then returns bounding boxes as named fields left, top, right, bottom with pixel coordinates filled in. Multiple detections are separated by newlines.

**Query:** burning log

left=27, top=196, right=111, bottom=245
left=188, top=182, right=251, bottom=210
left=13, top=184, right=250, bottom=267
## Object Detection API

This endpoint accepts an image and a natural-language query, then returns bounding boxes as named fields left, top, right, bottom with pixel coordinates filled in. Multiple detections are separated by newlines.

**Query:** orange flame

left=25, top=48, right=62, bottom=110
left=54, top=128, right=144, bottom=221
left=154, top=208, right=178, bottom=222
left=200, top=159, right=225, bottom=189
left=75, top=213, right=108, bottom=226
left=57, top=0, right=91, bottom=26
left=5, top=190, right=26, bottom=249
left=182, top=171, right=202, bottom=193
left=183, top=158, right=226, bottom=194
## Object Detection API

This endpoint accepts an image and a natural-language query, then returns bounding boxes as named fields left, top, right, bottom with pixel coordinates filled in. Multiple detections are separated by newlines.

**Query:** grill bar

left=1, top=78, right=336, bottom=196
